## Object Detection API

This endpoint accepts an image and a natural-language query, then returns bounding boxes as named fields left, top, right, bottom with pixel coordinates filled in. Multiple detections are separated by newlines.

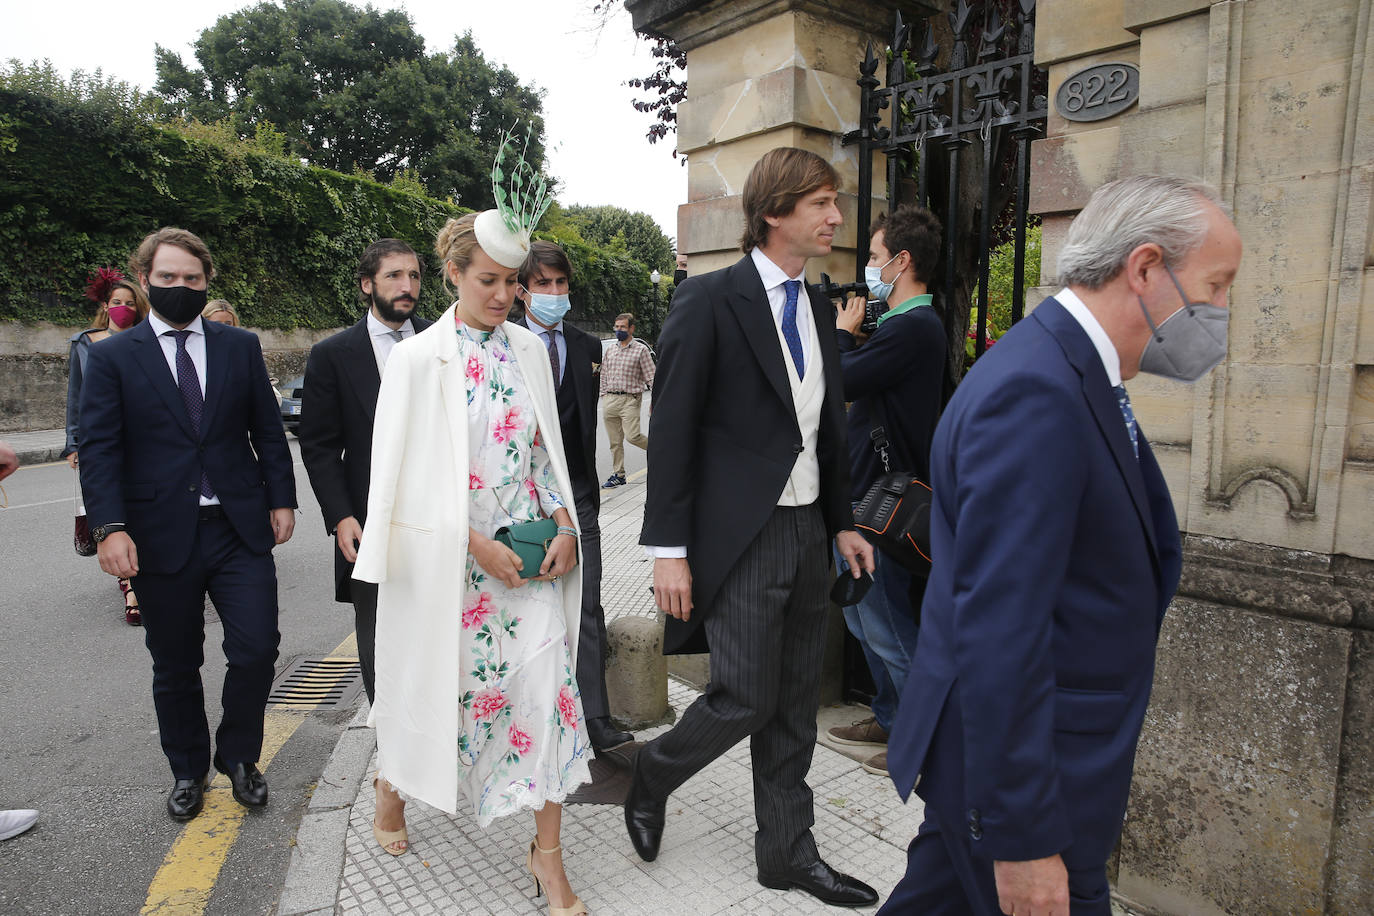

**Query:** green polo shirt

left=876, top=293, right=934, bottom=327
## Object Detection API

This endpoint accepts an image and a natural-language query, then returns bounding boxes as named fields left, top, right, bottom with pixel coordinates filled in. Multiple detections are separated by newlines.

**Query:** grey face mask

left=1137, top=263, right=1229, bottom=382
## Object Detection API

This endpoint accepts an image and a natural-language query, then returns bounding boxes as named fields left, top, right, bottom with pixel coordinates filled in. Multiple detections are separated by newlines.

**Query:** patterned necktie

left=169, top=330, right=215, bottom=498
left=781, top=279, right=805, bottom=380
left=546, top=330, right=560, bottom=384
left=1113, top=384, right=1139, bottom=459
left=387, top=329, right=404, bottom=343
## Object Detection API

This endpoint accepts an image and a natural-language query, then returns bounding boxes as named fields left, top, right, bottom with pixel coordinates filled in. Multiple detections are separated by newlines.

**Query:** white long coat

left=353, top=303, right=582, bottom=815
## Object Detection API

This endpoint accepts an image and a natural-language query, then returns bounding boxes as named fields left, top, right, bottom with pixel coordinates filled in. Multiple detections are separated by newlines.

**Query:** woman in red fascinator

left=64, top=268, right=151, bottom=625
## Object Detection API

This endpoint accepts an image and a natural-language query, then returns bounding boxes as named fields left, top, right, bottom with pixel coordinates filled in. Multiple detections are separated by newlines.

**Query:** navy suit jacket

left=886, top=297, right=1182, bottom=869
left=78, top=318, right=297, bottom=575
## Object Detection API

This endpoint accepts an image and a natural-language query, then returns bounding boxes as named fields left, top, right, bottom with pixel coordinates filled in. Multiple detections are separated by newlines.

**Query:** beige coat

left=353, top=302, right=582, bottom=815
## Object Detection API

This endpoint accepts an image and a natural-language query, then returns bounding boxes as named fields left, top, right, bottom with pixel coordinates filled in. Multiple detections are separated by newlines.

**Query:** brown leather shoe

left=826, top=716, right=888, bottom=748
left=861, top=751, right=888, bottom=776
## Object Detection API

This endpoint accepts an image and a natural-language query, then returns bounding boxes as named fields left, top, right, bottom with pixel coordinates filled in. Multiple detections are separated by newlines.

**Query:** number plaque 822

left=1055, top=63, right=1140, bottom=122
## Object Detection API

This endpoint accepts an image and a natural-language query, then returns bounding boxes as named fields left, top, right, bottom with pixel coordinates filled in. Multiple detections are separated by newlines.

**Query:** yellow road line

left=142, top=633, right=358, bottom=915
left=627, top=468, right=648, bottom=482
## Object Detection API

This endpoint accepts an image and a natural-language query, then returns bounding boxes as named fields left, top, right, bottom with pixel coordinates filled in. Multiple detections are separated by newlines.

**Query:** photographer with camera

left=825, top=206, right=945, bottom=776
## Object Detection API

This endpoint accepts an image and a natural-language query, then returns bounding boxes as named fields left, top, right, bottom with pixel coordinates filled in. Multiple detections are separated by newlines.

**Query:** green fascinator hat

left=475, top=123, right=554, bottom=269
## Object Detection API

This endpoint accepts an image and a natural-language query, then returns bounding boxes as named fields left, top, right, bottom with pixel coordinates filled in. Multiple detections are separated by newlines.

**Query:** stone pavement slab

left=332, top=679, right=920, bottom=915
left=278, top=460, right=931, bottom=914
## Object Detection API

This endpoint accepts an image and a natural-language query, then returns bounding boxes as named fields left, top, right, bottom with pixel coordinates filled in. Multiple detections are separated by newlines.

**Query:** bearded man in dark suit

left=625, top=147, right=879, bottom=908
left=299, top=239, right=432, bottom=705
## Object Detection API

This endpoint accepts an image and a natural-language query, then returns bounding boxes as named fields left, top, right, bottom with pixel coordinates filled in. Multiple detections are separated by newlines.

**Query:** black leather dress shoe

left=623, top=753, right=666, bottom=862
left=167, top=775, right=209, bottom=821
left=758, top=859, right=880, bottom=908
left=213, top=754, right=268, bottom=808
left=586, top=716, right=634, bottom=752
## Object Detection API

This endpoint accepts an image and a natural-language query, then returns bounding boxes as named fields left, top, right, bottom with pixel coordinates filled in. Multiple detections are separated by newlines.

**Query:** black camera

left=815, top=272, right=882, bottom=335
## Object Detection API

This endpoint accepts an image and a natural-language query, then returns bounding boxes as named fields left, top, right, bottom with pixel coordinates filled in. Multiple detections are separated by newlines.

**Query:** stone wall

left=1031, top=0, right=1374, bottom=911
left=0, top=320, right=339, bottom=432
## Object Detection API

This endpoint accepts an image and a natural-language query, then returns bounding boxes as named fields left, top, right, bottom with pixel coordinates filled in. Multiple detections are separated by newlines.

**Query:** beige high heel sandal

left=525, top=839, right=588, bottom=915
left=372, top=777, right=409, bottom=856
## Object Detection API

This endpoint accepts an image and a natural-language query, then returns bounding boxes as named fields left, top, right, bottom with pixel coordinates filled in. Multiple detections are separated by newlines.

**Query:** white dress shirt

left=367, top=310, right=416, bottom=377
left=147, top=311, right=218, bottom=505
left=1055, top=287, right=1122, bottom=385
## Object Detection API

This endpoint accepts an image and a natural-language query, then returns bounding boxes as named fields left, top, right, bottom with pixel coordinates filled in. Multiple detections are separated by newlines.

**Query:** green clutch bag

left=493, top=518, right=558, bottom=579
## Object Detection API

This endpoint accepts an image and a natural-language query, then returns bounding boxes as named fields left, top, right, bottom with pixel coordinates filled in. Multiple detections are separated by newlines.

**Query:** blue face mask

left=614, top=329, right=630, bottom=341
left=863, top=254, right=903, bottom=303
left=526, top=292, right=571, bottom=326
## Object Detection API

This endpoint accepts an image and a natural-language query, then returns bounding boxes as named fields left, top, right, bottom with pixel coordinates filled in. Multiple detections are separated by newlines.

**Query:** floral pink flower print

left=469, top=472, right=484, bottom=490
left=492, top=406, right=522, bottom=443
left=462, top=592, right=495, bottom=630
left=508, top=724, right=533, bottom=755
left=466, top=353, right=485, bottom=385
left=525, top=479, right=538, bottom=502
left=557, top=685, right=578, bottom=729
left=472, top=688, right=507, bottom=720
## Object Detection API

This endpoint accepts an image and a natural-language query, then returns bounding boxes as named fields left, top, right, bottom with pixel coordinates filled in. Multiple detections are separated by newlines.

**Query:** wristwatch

left=92, top=522, right=127, bottom=543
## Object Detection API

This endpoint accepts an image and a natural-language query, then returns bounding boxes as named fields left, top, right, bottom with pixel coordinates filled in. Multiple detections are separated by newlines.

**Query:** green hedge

left=0, top=88, right=663, bottom=333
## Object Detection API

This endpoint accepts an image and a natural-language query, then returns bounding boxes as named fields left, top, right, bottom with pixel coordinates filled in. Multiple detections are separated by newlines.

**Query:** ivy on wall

left=0, top=88, right=663, bottom=333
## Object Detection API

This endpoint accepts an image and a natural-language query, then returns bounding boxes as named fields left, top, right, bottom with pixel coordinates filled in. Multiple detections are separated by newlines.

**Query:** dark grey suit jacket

left=639, top=255, right=853, bottom=654
left=299, top=314, right=432, bottom=601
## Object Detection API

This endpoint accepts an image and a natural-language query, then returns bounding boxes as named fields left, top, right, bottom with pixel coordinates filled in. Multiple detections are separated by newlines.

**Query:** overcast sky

left=0, top=0, right=686, bottom=242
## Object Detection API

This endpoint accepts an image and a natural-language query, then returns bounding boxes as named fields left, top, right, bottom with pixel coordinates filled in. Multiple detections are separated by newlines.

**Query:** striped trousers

left=637, top=503, right=831, bottom=872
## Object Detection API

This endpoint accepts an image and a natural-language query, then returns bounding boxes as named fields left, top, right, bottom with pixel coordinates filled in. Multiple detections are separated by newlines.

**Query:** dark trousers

left=134, top=514, right=280, bottom=780
left=637, top=503, right=830, bottom=872
left=571, top=481, right=610, bottom=720
left=351, top=579, right=378, bottom=704
left=877, top=810, right=1111, bottom=915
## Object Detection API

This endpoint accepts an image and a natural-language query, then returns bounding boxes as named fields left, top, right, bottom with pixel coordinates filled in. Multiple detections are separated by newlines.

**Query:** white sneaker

left=0, top=808, right=38, bottom=841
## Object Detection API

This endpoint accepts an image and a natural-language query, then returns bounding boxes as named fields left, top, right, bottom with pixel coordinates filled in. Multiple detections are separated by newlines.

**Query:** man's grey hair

left=1056, top=176, right=1229, bottom=290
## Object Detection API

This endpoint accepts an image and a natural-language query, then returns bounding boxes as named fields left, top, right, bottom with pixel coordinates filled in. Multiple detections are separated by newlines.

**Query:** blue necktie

left=781, top=279, right=805, bottom=380
left=170, top=330, right=215, bottom=499
left=1113, top=384, right=1139, bottom=459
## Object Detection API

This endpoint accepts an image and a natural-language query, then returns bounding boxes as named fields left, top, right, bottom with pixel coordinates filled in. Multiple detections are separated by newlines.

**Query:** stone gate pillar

left=1029, top=0, right=1374, bottom=912
left=627, top=0, right=938, bottom=281
left=624, top=0, right=941, bottom=704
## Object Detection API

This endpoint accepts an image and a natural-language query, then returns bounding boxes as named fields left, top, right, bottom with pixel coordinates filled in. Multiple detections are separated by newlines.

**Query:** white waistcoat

left=774, top=302, right=824, bottom=506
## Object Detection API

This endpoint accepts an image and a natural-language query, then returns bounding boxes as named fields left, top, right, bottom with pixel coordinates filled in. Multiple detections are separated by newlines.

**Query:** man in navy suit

left=80, top=227, right=296, bottom=821
left=880, top=176, right=1240, bottom=915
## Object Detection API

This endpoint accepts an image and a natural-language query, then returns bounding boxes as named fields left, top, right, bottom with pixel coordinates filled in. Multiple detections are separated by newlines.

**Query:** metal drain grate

left=268, top=656, right=364, bottom=710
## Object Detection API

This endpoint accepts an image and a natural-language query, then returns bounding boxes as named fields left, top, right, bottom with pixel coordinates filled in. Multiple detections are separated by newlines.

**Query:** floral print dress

left=456, top=320, right=592, bottom=826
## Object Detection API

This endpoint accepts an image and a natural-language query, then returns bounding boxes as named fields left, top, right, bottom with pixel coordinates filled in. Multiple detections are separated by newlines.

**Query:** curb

left=17, top=445, right=64, bottom=467
left=277, top=703, right=376, bottom=916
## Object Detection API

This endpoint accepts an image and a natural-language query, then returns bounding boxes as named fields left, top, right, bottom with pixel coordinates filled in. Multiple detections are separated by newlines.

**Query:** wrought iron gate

left=836, top=2, right=1048, bottom=710
left=845, top=0, right=1048, bottom=363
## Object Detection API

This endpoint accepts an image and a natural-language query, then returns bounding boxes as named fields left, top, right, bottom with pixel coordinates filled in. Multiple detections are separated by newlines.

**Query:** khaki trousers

left=602, top=392, right=648, bottom=475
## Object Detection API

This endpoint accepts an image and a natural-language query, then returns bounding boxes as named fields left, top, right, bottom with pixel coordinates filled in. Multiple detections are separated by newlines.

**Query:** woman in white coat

left=353, top=211, right=592, bottom=916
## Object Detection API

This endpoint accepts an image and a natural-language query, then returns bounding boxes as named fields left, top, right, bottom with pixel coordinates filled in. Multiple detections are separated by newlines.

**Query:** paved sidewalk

left=277, top=474, right=924, bottom=915
left=2, top=427, right=67, bottom=466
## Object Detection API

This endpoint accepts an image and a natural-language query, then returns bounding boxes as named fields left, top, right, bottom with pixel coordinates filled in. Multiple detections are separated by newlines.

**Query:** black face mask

left=673, top=269, right=687, bottom=285
left=148, top=285, right=208, bottom=325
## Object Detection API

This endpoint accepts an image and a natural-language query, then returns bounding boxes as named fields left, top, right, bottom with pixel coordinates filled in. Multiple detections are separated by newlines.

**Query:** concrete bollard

left=605, top=615, right=672, bottom=730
